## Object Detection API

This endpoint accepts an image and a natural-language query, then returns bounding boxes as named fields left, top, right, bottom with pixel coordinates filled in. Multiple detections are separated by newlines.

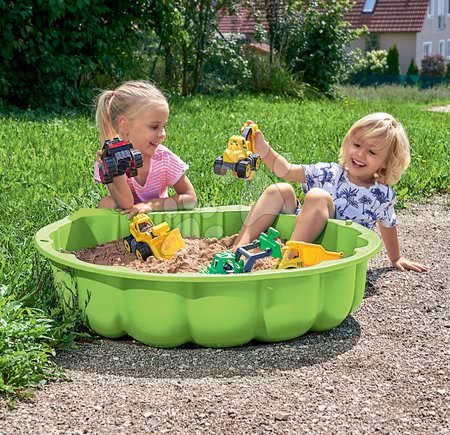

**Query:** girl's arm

left=121, top=174, right=197, bottom=218
left=106, top=176, right=135, bottom=209
left=378, top=224, right=427, bottom=272
left=254, top=130, right=305, bottom=183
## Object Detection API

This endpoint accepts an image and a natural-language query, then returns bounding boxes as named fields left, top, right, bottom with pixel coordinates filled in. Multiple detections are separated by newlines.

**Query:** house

left=347, top=0, right=450, bottom=73
left=219, top=5, right=270, bottom=54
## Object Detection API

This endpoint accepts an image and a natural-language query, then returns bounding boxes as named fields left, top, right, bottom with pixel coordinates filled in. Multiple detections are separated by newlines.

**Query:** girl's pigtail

left=95, top=90, right=117, bottom=145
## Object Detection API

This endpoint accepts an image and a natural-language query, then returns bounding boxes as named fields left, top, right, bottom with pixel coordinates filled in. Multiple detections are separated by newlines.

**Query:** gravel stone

left=0, top=195, right=449, bottom=434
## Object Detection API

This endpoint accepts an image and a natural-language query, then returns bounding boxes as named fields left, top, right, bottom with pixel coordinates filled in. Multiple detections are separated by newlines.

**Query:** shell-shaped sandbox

left=35, top=207, right=381, bottom=348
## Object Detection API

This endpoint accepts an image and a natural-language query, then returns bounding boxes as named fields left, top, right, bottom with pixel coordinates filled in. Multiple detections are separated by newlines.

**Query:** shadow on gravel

left=54, top=316, right=361, bottom=379
left=365, top=267, right=395, bottom=299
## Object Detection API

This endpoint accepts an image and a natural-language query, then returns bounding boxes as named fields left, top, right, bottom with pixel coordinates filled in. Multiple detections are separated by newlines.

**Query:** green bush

left=280, top=0, right=363, bottom=94
left=421, top=55, right=445, bottom=77
left=446, top=61, right=450, bottom=79
left=0, top=1, right=152, bottom=109
left=407, top=58, right=419, bottom=76
left=200, top=38, right=251, bottom=93
left=386, top=45, right=400, bottom=76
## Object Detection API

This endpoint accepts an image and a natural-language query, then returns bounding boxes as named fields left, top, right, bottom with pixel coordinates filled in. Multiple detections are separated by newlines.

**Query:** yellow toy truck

left=273, top=241, right=344, bottom=269
left=123, top=214, right=185, bottom=261
left=213, top=121, right=262, bottom=180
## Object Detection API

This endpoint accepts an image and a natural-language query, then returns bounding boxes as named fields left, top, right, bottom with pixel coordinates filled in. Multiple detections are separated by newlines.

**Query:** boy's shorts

left=294, top=199, right=301, bottom=215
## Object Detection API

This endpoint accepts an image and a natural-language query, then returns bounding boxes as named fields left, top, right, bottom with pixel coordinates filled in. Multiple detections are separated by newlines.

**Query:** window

left=438, top=0, right=445, bottom=28
left=362, top=0, right=377, bottom=13
left=423, top=42, right=432, bottom=57
left=447, top=39, right=450, bottom=58
left=440, top=40, right=445, bottom=55
left=428, top=0, right=434, bottom=16
left=448, top=0, right=450, bottom=15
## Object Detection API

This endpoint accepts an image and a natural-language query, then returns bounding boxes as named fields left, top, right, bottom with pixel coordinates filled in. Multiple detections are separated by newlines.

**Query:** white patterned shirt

left=301, top=162, right=396, bottom=229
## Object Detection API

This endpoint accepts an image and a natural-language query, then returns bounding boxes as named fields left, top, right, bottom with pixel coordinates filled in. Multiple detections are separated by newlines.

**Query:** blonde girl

left=233, top=113, right=427, bottom=272
left=94, top=80, right=197, bottom=218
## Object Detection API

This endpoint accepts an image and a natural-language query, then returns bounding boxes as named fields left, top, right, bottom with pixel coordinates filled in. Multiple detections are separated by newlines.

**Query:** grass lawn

left=0, top=87, right=449, bottom=404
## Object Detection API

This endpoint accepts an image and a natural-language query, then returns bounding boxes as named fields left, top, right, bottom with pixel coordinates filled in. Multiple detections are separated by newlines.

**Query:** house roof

left=346, top=0, right=429, bottom=32
left=219, top=6, right=268, bottom=35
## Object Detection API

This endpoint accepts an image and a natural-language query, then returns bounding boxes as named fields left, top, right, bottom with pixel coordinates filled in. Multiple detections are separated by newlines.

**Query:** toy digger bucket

left=160, top=228, right=186, bottom=258
left=288, top=241, right=343, bottom=267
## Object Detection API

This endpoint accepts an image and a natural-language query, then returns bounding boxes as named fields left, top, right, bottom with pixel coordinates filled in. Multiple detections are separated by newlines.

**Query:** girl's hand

left=392, top=257, right=428, bottom=272
left=96, top=149, right=103, bottom=163
left=121, top=202, right=152, bottom=219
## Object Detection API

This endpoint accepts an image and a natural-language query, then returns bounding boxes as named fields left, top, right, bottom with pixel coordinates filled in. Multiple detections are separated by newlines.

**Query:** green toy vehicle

left=205, top=252, right=245, bottom=274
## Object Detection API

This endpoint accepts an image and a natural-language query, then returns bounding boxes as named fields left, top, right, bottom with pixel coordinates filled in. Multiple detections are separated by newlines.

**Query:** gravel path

left=1, top=195, right=449, bottom=434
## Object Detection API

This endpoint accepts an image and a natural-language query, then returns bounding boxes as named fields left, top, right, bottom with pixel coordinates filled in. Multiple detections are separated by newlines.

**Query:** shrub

left=200, top=38, right=251, bottom=93
left=407, top=58, right=419, bottom=76
left=421, top=55, right=445, bottom=77
left=363, top=50, right=388, bottom=75
left=446, top=61, right=450, bottom=79
left=280, top=0, right=363, bottom=94
left=386, top=45, right=400, bottom=75
left=0, top=1, right=152, bottom=109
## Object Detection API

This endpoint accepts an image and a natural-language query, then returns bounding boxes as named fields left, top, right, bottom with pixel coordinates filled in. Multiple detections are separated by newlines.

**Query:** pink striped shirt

left=94, top=145, right=189, bottom=204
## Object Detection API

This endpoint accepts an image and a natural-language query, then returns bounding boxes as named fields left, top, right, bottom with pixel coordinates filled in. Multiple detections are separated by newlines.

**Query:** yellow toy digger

left=123, top=214, right=185, bottom=261
left=213, top=121, right=262, bottom=180
left=273, top=241, right=344, bottom=269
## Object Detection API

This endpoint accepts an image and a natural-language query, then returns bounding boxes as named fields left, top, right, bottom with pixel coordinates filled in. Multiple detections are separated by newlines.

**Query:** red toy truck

left=98, top=137, right=143, bottom=184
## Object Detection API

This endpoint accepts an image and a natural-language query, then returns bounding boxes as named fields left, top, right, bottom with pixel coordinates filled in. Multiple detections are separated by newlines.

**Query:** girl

left=233, top=113, right=427, bottom=272
left=94, top=80, right=197, bottom=218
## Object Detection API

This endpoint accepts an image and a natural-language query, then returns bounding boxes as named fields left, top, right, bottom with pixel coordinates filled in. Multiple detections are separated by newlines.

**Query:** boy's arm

left=378, top=223, right=427, bottom=272
left=255, top=130, right=305, bottom=183
left=121, top=174, right=197, bottom=218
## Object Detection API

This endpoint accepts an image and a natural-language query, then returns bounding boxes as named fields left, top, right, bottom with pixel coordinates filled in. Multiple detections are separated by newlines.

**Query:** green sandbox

left=34, top=207, right=381, bottom=348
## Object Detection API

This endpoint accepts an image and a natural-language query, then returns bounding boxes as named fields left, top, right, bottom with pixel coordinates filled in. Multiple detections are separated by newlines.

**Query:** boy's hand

left=392, top=257, right=428, bottom=272
left=245, top=119, right=270, bottom=157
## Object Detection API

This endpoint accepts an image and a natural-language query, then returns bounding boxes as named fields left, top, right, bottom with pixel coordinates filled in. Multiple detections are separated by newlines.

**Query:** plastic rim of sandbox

left=35, top=207, right=381, bottom=348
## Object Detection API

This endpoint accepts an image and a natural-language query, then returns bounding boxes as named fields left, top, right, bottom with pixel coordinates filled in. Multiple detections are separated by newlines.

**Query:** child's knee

left=303, top=188, right=335, bottom=215
left=264, top=183, right=295, bottom=199
left=98, top=196, right=118, bottom=209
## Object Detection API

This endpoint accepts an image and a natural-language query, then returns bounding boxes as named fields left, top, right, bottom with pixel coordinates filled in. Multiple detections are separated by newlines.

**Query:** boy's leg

left=291, top=188, right=335, bottom=243
left=97, top=195, right=119, bottom=209
left=232, top=183, right=297, bottom=248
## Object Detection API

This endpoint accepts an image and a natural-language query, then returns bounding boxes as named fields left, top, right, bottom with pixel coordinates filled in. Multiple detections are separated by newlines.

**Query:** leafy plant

left=386, top=45, right=400, bottom=76
left=0, top=1, right=154, bottom=109
left=407, top=58, right=419, bottom=76
left=421, top=55, right=445, bottom=77
left=0, top=289, right=63, bottom=407
left=279, top=0, right=364, bottom=94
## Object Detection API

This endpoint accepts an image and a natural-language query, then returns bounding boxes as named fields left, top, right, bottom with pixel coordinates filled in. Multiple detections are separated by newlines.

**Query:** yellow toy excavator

left=273, top=241, right=344, bottom=269
left=213, top=121, right=262, bottom=180
left=123, top=214, right=185, bottom=261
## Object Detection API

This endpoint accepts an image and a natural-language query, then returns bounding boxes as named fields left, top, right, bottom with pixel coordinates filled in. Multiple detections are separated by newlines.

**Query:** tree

left=386, top=45, right=400, bottom=76
left=406, top=59, right=419, bottom=76
left=149, top=0, right=239, bottom=96
left=281, top=0, right=364, bottom=93
left=0, top=1, right=152, bottom=108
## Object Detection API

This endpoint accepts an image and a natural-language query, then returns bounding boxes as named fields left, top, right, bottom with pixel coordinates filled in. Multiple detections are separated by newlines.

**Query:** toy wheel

left=123, top=235, right=134, bottom=253
left=236, top=159, right=252, bottom=179
left=131, top=150, right=143, bottom=168
left=99, top=167, right=113, bottom=184
left=103, top=156, right=118, bottom=177
left=213, top=158, right=226, bottom=176
left=223, top=262, right=234, bottom=274
left=250, top=154, right=261, bottom=170
left=135, top=242, right=152, bottom=261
